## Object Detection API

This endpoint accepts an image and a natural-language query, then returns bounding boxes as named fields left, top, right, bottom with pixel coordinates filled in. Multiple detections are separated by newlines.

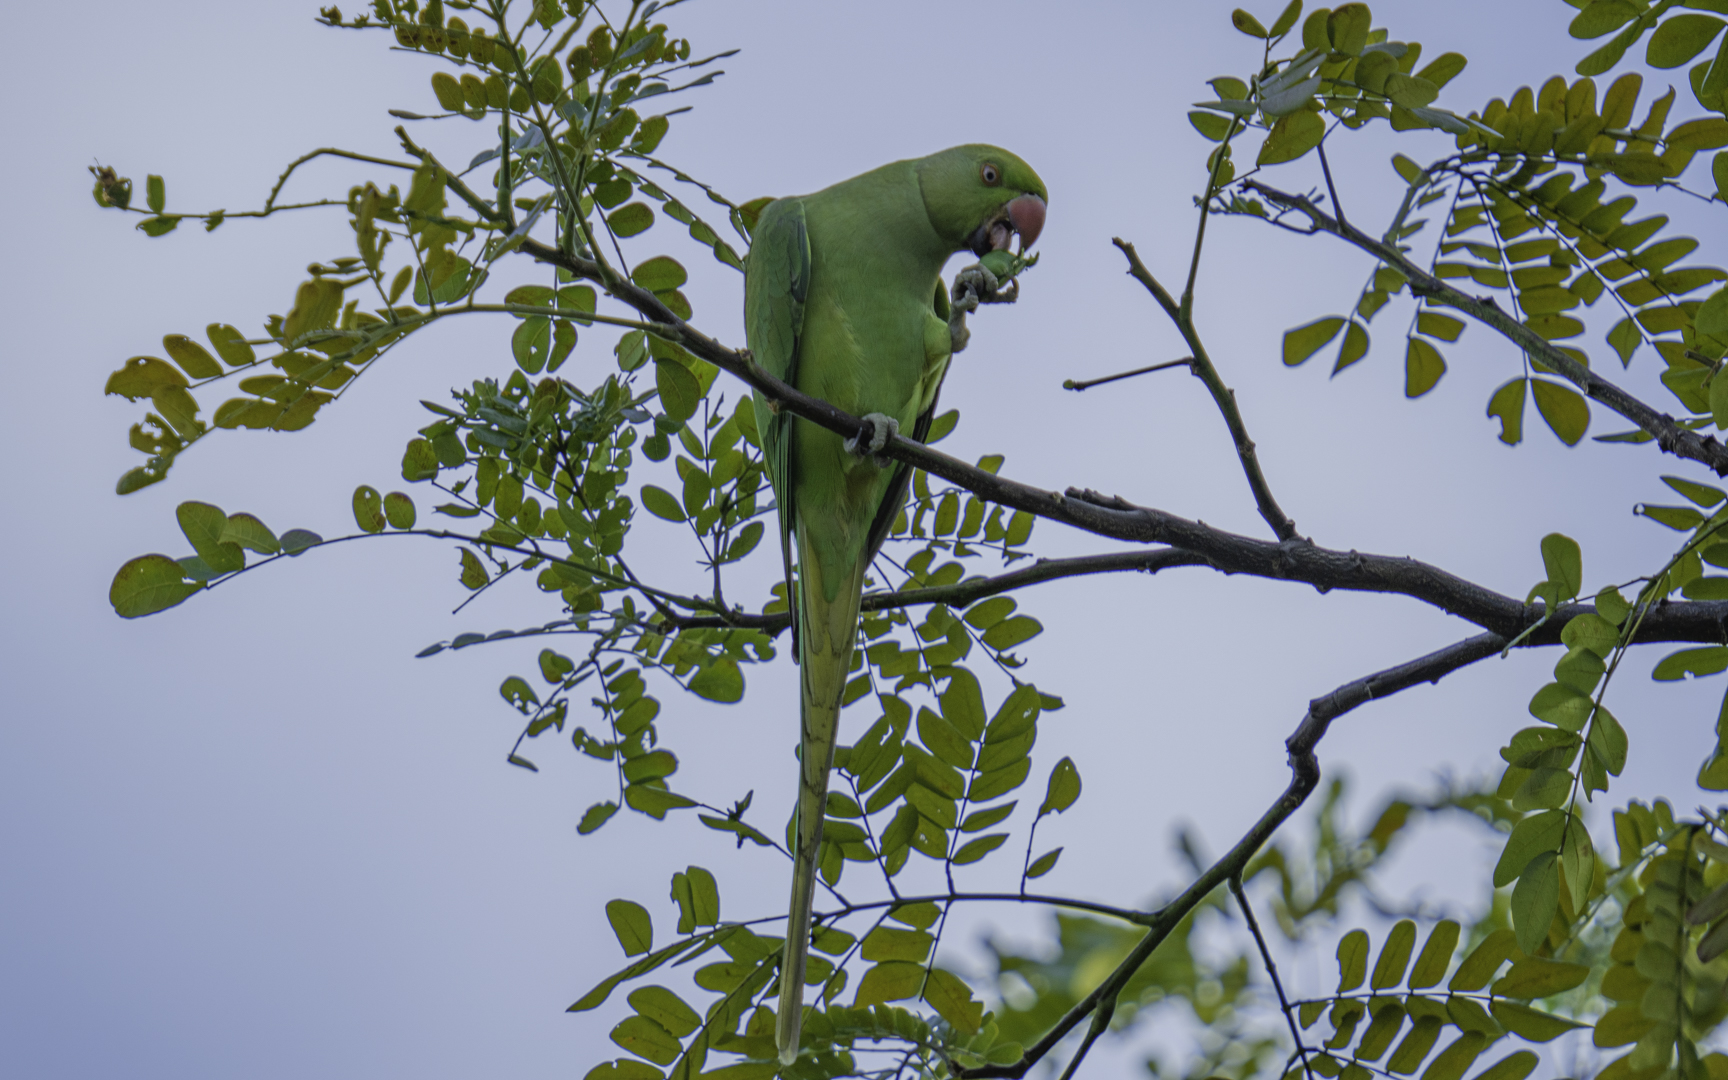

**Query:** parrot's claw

left=951, top=263, right=1000, bottom=309
left=845, top=413, right=899, bottom=465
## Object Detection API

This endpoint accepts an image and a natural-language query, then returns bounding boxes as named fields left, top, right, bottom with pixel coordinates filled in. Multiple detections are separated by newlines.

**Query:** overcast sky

left=3, top=2, right=1723, bottom=1078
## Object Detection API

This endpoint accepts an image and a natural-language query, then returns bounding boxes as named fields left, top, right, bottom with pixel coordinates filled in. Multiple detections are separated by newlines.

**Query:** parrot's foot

left=845, top=413, right=899, bottom=466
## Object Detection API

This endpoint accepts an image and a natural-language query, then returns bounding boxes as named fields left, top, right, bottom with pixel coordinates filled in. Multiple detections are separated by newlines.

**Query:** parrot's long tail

left=776, top=544, right=868, bottom=1066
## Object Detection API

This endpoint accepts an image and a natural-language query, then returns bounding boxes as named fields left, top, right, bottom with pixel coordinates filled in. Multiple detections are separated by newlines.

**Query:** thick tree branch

left=958, top=631, right=1505, bottom=1079
left=1114, top=238, right=1300, bottom=542
left=1241, top=179, right=1728, bottom=477
left=510, top=199, right=1728, bottom=649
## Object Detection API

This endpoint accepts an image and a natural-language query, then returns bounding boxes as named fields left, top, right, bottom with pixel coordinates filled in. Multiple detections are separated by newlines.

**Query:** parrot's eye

left=980, top=163, right=1001, bottom=186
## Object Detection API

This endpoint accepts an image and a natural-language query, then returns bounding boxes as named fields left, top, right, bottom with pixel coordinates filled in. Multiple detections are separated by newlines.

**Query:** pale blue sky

left=2, top=2, right=1721, bottom=1077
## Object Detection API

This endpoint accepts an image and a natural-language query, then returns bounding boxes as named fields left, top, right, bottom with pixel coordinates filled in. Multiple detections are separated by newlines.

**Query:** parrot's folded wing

left=744, top=199, right=811, bottom=637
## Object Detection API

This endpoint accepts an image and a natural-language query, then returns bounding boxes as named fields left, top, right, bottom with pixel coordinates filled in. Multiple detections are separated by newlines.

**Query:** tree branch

left=1241, top=178, right=1728, bottom=477
left=652, top=549, right=1211, bottom=633
left=957, top=631, right=1506, bottom=1079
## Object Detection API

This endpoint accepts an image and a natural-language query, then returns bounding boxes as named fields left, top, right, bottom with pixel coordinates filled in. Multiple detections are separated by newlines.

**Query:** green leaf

left=1663, top=475, right=1726, bottom=507
left=1026, top=847, right=1062, bottom=879
left=1335, top=320, right=1370, bottom=373
left=1039, top=757, right=1081, bottom=816
left=1409, top=920, right=1460, bottom=989
left=162, top=334, right=222, bottom=379
left=609, top=202, right=656, bottom=238
left=145, top=174, right=165, bottom=213
left=513, top=316, right=551, bottom=374
left=888, top=901, right=941, bottom=929
left=578, top=801, right=619, bottom=834
left=952, top=832, right=1008, bottom=864
left=1231, top=8, right=1268, bottom=36
left=981, top=615, right=1042, bottom=651
left=1493, top=810, right=1566, bottom=887
left=1511, top=851, right=1559, bottom=954
left=1561, top=613, right=1619, bottom=658
left=853, top=961, right=923, bottom=1007
left=1337, top=928, right=1370, bottom=992
left=922, top=968, right=983, bottom=1036
left=178, top=501, right=244, bottom=574
left=1488, top=1000, right=1584, bottom=1042
left=1405, top=337, right=1446, bottom=397
left=1371, top=920, right=1417, bottom=990
left=1647, top=14, right=1726, bottom=69
left=458, top=548, right=488, bottom=590
left=383, top=492, right=416, bottom=530
left=106, top=356, right=188, bottom=401
left=961, top=802, right=1015, bottom=833
left=1652, top=645, right=1728, bottom=680
left=1532, top=380, right=1590, bottom=445
left=609, top=1015, right=681, bottom=1066
left=1639, top=503, right=1706, bottom=530
left=1386, top=1016, right=1444, bottom=1074
left=1487, top=378, right=1527, bottom=445
left=984, top=684, right=1041, bottom=744
left=1493, top=957, right=1589, bottom=998
left=655, top=359, right=700, bottom=422
left=109, top=554, right=202, bottom=617
left=640, top=485, right=686, bottom=522
left=1268, top=0, right=1302, bottom=38
left=1700, top=286, right=1728, bottom=339
left=352, top=485, right=385, bottom=534
left=688, top=659, right=743, bottom=703
left=1449, top=928, right=1517, bottom=992
left=401, top=438, right=439, bottom=482
left=280, top=529, right=321, bottom=555
left=631, top=256, right=688, bottom=293
left=606, top=899, right=653, bottom=957
left=1541, top=533, right=1583, bottom=601
left=1385, top=72, right=1440, bottom=110
left=1417, top=313, right=1465, bottom=343
left=219, top=513, right=280, bottom=555
left=628, top=985, right=701, bottom=1039
left=1470, top=1051, right=1539, bottom=1080
left=1259, top=110, right=1326, bottom=165
left=1422, top=1033, right=1490, bottom=1080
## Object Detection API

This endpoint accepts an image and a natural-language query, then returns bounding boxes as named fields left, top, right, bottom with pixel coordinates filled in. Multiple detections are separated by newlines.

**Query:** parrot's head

left=916, top=144, right=1047, bottom=259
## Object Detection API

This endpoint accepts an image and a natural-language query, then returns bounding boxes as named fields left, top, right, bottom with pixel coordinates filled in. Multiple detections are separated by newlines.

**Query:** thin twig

left=1113, top=239, right=1299, bottom=541
left=1232, top=875, right=1315, bottom=1080
left=1063, top=358, right=1194, bottom=391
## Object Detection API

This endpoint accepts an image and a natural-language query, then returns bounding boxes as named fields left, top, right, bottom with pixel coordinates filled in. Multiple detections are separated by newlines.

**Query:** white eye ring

left=981, top=164, right=1000, bottom=185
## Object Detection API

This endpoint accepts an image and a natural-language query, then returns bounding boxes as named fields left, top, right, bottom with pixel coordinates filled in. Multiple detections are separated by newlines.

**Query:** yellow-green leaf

left=1405, top=337, right=1446, bottom=397
left=922, top=968, right=983, bottom=1035
left=1259, top=110, right=1326, bottom=165
left=1284, top=316, right=1346, bottom=365
left=1533, top=379, right=1590, bottom=445
left=606, top=899, right=653, bottom=957
left=109, top=554, right=202, bottom=617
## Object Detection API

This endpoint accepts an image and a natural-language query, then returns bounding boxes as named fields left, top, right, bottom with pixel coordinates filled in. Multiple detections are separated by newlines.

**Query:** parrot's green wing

left=745, top=198, right=810, bottom=638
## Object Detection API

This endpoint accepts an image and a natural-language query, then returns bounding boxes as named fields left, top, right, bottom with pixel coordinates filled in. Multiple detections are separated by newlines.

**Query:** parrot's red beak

left=969, top=193, right=1048, bottom=257
left=1005, top=193, right=1045, bottom=252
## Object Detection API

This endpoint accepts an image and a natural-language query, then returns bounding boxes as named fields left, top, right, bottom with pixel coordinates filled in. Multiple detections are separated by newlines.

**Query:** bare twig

left=1063, top=358, right=1194, bottom=391
left=1232, top=875, right=1315, bottom=1080
left=1113, top=239, right=1300, bottom=542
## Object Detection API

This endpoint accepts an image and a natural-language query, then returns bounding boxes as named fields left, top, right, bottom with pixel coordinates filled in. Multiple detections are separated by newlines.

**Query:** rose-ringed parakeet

left=743, top=144, right=1046, bottom=1065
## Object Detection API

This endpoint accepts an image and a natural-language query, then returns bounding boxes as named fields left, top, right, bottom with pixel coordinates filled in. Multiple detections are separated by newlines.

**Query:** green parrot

left=743, top=144, right=1047, bottom=1065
